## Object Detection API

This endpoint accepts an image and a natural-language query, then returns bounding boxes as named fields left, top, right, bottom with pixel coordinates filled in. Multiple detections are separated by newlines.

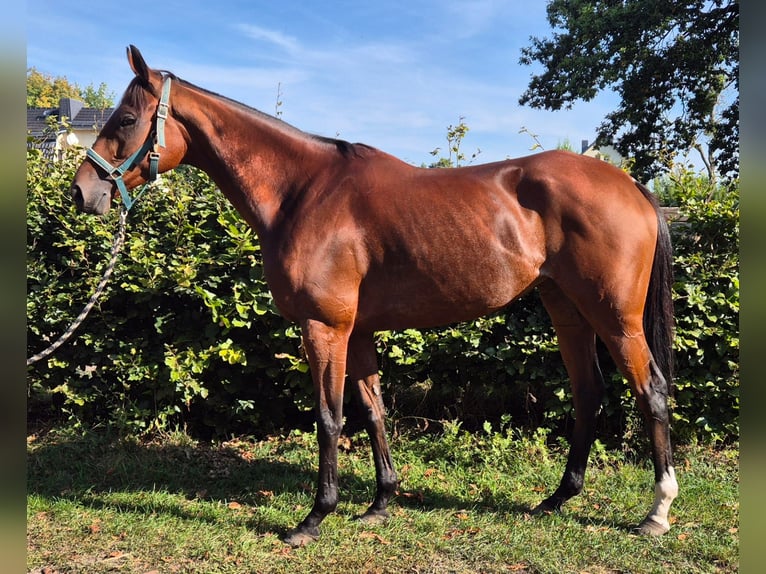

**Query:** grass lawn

left=27, top=425, right=738, bottom=573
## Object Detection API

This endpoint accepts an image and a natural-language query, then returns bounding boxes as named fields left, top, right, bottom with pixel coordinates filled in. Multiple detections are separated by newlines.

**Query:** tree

left=80, top=82, right=115, bottom=111
left=27, top=68, right=115, bottom=109
left=26, top=68, right=80, bottom=108
left=518, top=0, right=739, bottom=182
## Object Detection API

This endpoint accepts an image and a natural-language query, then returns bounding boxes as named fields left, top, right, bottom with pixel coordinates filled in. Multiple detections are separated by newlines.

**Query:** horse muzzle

left=71, top=183, right=112, bottom=215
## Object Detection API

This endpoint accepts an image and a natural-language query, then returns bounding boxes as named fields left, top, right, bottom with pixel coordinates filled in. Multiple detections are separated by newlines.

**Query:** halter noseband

left=85, top=76, right=172, bottom=211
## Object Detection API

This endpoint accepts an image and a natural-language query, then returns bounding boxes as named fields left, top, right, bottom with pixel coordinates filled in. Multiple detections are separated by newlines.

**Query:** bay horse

left=71, top=46, right=677, bottom=546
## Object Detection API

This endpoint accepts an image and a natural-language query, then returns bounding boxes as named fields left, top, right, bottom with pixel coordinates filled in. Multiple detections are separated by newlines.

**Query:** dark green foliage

left=26, top=149, right=738, bottom=444
left=659, top=172, right=740, bottom=441
left=27, top=149, right=311, bottom=437
left=518, top=0, right=739, bottom=182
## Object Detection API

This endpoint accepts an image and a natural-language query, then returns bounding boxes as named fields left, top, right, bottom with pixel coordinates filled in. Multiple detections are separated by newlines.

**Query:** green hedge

left=26, top=149, right=739, bottom=444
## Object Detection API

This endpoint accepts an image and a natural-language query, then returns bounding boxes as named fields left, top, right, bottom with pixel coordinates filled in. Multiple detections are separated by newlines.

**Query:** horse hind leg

left=346, top=331, right=398, bottom=523
left=600, top=329, right=677, bottom=535
left=568, top=285, right=677, bottom=535
left=532, top=282, right=606, bottom=514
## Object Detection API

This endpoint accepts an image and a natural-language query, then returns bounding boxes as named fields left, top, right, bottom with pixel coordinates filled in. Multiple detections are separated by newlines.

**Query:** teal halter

left=85, top=76, right=172, bottom=211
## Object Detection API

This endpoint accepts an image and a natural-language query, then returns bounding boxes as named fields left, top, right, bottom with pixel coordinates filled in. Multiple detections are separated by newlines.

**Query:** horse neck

left=173, top=82, right=330, bottom=236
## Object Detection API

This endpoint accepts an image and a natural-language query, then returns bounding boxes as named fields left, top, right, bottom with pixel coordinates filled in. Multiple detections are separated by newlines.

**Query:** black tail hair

left=635, top=181, right=675, bottom=390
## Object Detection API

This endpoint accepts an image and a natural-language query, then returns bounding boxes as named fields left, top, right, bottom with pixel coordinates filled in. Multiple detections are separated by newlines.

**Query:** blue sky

left=26, top=0, right=617, bottom=166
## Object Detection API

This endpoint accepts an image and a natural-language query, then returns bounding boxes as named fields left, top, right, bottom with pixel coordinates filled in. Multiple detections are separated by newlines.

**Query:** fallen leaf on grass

left=101, top=551, right=131, bottom=563
left=398, top=490, right=424, bottom=503
left=360, top=531, right=391, bottom=545
left=443, top=527, right=481, bottom=540
left=228, top=501, right=242, bottom=510
left=271, top=545, right=293, bottom=556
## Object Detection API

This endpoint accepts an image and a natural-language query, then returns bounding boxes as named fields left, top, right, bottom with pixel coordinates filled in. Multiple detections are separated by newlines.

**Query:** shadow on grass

left=27, top=429, right=318, bottom=535
left=383, top=483, right=638, bottom=535
left=27, top=429, right=635, bottom=538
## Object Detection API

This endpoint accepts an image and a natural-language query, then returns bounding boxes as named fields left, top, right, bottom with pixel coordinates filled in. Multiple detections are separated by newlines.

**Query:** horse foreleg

left=347, top=331, right=398, bottom=523
left=283, top=319, right=350, bottom=547
left=534, top=284, right=605, bottom=514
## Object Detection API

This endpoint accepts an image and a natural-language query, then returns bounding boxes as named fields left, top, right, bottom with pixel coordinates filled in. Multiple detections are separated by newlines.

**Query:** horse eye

left=120, top=115, right=137, bottom=128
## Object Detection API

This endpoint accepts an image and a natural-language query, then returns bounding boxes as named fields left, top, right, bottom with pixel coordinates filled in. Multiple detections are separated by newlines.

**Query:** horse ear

left=127, top=45, right=151, bottom=83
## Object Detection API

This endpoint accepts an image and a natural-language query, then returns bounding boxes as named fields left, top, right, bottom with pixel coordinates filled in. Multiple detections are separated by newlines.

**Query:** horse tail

left=635, top=180, right=675, bottom=391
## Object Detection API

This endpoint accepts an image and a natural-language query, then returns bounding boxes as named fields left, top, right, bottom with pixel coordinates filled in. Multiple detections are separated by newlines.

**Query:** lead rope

left=26, top=207, right=129, bottom=366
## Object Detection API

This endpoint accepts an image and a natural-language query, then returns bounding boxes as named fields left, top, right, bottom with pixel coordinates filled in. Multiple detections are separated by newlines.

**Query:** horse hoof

left=530, top=499, right=559, bottom=516
left=635, top=517, right=670, bottom=536
left=530, top=503, right=551, bottom=516
left=358, top=510, right=389, bottom=525
left=283, top=526, right=320, bottom=547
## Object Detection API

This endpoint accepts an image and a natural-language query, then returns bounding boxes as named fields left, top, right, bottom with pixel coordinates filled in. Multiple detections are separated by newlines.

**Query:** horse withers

left=71, top=45, right=677, bottom=546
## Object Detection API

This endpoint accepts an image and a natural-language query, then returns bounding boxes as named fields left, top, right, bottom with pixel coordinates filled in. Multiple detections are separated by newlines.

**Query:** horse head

left=71, top=45, right=186, bottom=214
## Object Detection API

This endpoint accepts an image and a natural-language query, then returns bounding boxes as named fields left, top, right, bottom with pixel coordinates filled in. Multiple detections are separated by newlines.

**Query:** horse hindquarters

left=534, top=206, right=677, bottom=533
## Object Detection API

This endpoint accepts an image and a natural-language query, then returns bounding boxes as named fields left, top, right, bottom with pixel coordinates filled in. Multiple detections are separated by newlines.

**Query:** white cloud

left=442, top=0, right=510, bottom=39
left=236, top=24, right=302, bottom=56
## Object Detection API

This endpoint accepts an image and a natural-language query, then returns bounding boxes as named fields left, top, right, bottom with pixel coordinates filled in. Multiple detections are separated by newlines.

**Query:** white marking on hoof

left=636, top=516, right=670, bottom=536
left=640, top=466, right=678, bottom=535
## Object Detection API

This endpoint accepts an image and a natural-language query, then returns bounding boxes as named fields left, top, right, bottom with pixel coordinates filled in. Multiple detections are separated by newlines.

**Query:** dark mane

left=311, top=135, right=376, bottom=158
left=101, top=78, right=150, bottom=132
left=121, top=72, right=172, bottom=107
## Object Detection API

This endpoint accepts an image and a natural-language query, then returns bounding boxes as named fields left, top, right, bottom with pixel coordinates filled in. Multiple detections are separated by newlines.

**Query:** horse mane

left=311, top=134, right=375, bottom=158
left=102, top=78, right=151, bottom=132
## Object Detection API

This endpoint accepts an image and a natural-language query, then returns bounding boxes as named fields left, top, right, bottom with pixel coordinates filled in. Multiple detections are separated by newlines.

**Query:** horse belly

left=355, top=247, right=540, bottom=331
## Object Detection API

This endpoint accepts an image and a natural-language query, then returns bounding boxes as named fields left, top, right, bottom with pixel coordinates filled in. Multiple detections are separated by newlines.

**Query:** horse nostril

left=71, top=184, right=84, bottom=209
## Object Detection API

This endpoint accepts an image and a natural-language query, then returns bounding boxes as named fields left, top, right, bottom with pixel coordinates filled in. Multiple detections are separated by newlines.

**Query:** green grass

left=27, top=425, right=738, bottom=573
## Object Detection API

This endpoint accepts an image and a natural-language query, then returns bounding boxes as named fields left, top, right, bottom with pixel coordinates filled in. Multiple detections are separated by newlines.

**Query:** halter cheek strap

left=86, top=76, right=172, bottom=211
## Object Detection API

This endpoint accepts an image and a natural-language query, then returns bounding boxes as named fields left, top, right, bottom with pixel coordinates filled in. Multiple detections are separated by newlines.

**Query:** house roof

left=27, top=98, right=114, bottom=139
